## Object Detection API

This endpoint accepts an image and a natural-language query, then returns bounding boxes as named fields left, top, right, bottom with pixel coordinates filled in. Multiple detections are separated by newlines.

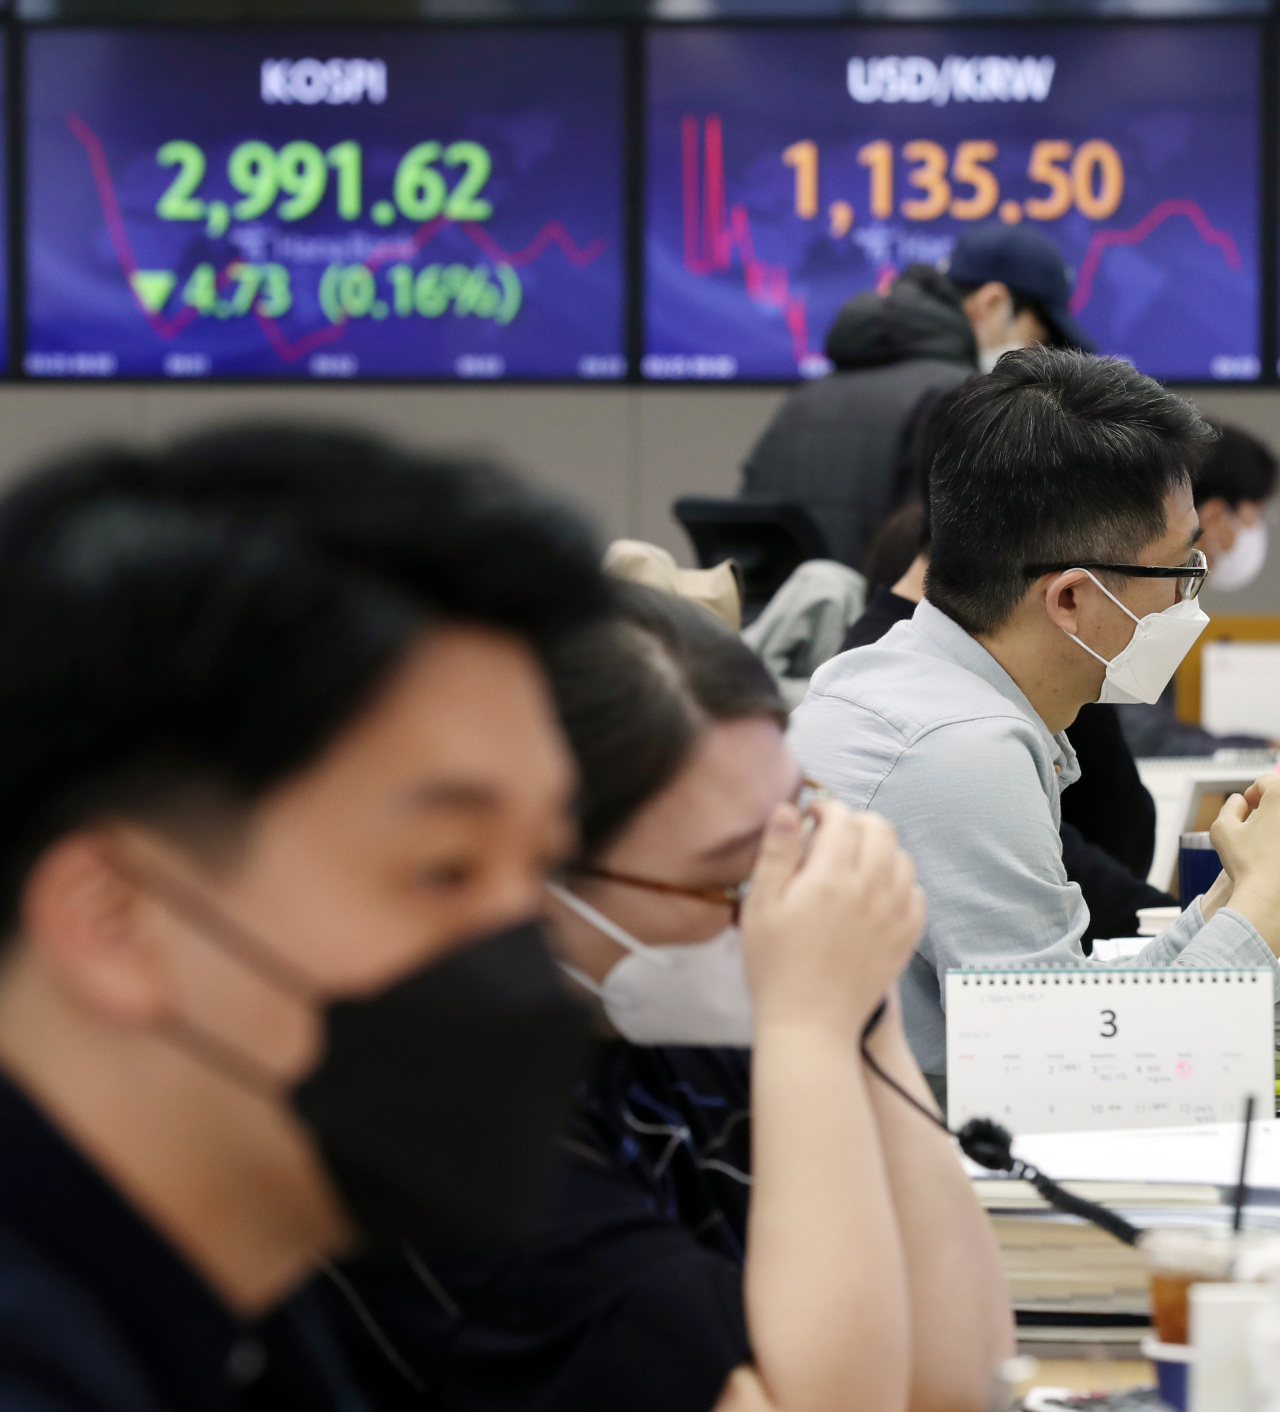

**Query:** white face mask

left=978, top=340, right=1028, bottom=375
left=546, top=882, right=753, bottom=1047
left=1063, top=570, right=1209, bottom=705
left=1211, top=520, right=1268, bottom=593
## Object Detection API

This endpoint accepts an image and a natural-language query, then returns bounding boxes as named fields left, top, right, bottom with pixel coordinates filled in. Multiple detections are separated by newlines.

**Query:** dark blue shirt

left=0, top=1068, right=381, bottom=1411
left=336, top=1043, right=754, bottom=1412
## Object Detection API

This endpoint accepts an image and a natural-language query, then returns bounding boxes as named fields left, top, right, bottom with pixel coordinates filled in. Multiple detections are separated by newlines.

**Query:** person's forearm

left=746, top=1022, right=910, bottom=1412
left=1222, top=885, right=1280, bottom=954
left=1197, top=870, right=1233, bottom=927
left=864, top=1013, right=1014, bottom=1412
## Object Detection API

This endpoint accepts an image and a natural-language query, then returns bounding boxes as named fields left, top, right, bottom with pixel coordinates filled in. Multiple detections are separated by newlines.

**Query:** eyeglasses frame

left=565, top=779, right=830, bottom=924
left=1021, top=549, right=1208, bottom=601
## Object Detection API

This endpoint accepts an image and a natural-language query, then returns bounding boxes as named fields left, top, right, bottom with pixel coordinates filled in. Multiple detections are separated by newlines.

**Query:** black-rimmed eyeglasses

left=1022, top=549, right=1208, bottom=602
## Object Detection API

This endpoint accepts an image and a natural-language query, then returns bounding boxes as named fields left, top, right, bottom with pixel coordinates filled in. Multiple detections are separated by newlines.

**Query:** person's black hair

left=865, top=501, right=926, bottom=589
left=1193, top=422, right=1278, bottom=510
left=927, top=347, right=1216, bottom=635
left=866, top=384, right=971, bottom=587
left=547, top=583, right=787, bottom=861
left=0, top=424, right=608, bottom=932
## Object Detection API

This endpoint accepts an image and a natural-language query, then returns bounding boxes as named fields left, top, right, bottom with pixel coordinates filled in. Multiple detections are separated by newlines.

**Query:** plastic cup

left=1179, top=831, right=1222, bottom=904
left=1141, top=1335, right=1194, bottom=1412
left=1142, top=1227, right=1237, bottom=1345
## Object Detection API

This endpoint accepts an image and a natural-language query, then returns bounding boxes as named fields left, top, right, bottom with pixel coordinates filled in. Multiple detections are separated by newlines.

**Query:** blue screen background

left=645, top=24, right=1261, bottom=383
left=0, top=31, right=9, bottom=376
left=25, top=27, right=625, bottom=380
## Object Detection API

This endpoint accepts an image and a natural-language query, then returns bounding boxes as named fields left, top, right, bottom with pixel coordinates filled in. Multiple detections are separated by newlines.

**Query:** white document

left=1202, top=641, right=1280, bottom=738
left=1136, top=756, right=1267, bottom=890
left=990, top=1120, right=1280, bottom=1189
left=945, top=967, right=1275, bottom=1135
left=1091, top=937, right=1146, bottom=962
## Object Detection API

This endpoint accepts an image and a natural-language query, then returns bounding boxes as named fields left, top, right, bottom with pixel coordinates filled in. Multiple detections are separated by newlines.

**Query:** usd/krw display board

left=25, top=28, right=626, bottom=380
left=644, top=24, right=1260, bottom=383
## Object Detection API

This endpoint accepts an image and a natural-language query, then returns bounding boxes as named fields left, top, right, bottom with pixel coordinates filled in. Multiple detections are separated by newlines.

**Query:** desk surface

left=1026, top=1360, right=1152, bottom=1395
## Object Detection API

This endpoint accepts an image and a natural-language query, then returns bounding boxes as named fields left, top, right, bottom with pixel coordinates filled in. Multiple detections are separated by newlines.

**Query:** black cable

left=859, top=1016, right=1141, bottom=1248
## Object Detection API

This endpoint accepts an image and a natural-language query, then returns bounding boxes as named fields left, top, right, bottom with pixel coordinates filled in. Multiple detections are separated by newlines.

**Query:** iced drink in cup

left=1142, top=1228, right=1237, bottom=1344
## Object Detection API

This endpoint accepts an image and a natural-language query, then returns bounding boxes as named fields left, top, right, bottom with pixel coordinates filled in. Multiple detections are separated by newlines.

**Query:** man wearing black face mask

left=0, top=427, right=606, bottom=1411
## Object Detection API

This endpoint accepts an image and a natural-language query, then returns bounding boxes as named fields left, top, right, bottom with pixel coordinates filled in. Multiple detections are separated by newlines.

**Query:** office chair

left=672, top=496, right=830, bottom=623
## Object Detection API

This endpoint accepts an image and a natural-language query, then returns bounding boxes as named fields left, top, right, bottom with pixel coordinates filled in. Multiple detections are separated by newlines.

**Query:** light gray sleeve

left=1134, top=896, right=1279, bottom=976
left=852, top=713, right=1092, bottom=1001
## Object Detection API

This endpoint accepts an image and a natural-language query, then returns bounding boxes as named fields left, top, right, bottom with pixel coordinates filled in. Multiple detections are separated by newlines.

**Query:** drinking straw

left=1232, top=1094, right=1255, bottom=1233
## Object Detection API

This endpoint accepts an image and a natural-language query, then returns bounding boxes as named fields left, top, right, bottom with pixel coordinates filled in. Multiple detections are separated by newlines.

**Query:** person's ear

left=19, top=832, right=172, bottom=1024
left=1042, top=570, right=1088, bottom=637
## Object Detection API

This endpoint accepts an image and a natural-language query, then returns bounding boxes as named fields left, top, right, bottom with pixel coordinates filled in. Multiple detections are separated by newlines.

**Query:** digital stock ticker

left=8, top=21, right=1275, bottom=383
left=24, top=28, right=626, bottom=380
left=644, top=24, right=1261, bottom=383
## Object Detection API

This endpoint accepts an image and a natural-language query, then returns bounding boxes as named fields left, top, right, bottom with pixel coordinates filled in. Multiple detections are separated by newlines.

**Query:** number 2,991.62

left=155, top=139, right=494, bottom=236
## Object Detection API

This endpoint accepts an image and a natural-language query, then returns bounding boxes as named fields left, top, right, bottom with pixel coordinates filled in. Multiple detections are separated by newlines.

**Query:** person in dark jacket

left=742, top=225, right=1092, bottom=572
left=0, top=429, right=607, bottom=1411
left=742, top=265, right=974, bottom=571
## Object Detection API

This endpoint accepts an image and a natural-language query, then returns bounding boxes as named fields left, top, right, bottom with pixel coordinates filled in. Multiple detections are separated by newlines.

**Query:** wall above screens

left=644, top=22, right=1263, bottom=384
left=23, top=27, right=627, bottom=380
left=0, top=16, right=1272, bottom=385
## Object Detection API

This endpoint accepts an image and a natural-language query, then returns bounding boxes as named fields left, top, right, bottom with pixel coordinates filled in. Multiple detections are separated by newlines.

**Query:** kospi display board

left=644, top=24, right=1261, bottom=383
left=24, top=28, right=626, bottom=380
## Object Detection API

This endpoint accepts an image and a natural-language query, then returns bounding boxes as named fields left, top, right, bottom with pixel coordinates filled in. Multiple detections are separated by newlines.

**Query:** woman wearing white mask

left=336, top=585, right=1012, bottom=1412
left=1117, top=421, right=1279, bottom=757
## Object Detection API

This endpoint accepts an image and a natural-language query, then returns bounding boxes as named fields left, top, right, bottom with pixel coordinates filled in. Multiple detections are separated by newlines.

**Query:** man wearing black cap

left=741, top=223, right=1093, bottom=573
left=947, top=223, right=1094, bottom=374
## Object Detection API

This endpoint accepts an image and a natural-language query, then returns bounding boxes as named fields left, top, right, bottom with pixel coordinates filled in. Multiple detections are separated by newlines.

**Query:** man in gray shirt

left=790, top=348, right=1280, bottom=1092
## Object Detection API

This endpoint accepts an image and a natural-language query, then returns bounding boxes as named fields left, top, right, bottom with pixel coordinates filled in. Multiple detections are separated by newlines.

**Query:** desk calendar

left=945, top=968, right=1275, bottom=1135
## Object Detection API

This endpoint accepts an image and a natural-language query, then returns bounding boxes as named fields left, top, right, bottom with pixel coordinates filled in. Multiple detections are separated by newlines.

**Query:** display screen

left=0, top=30, right=9, bottom=377
left=644, top=24, right=1260, bottom=383
left=25, top=28, right=625, bottom=380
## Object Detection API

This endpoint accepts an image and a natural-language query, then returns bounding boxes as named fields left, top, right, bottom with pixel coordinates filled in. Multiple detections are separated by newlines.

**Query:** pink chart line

left=1071, top=199, right=1243, bottom=315
left=681, top=114, right=813, bottom=365
left=63, top=113, right=609, bottom=364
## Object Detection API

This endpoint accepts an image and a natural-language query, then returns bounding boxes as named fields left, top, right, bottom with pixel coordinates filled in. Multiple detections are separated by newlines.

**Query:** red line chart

left=1069, top=198, right=1242, bottom=315
left=682, top=114, right=813, bottom=363
left=64, top=113, right=608, bottom=365
left=680, top=114, right=1246, bottom=365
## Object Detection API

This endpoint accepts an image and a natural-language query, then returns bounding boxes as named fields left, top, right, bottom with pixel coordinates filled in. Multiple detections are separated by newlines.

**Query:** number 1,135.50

left=783, top=137, right=1124, bottom=231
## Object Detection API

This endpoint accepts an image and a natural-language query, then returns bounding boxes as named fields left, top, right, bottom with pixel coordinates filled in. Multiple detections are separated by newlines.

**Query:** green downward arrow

left=129, top=270, right=177, bottom=313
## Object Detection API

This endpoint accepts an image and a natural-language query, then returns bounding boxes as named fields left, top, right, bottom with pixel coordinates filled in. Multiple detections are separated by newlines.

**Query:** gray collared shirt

left=789, top=598, right=1278, bottom=1080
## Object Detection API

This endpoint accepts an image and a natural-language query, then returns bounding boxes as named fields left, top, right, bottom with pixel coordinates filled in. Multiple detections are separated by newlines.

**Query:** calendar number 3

left=1100, top=1009, right=1118, bottom=1039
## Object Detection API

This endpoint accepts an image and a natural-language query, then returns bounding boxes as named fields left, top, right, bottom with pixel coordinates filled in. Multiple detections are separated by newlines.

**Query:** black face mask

left=117, top=855, right=591, bottom=1255
left=293, top=918, right=591, bottom=1254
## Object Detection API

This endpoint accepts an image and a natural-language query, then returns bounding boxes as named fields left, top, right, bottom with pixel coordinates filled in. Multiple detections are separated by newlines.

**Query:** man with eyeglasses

left=790, top=347, right=1280, bottom=1101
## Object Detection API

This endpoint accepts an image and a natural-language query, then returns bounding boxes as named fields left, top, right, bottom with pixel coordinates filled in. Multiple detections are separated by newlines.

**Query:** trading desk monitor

left=644, top=24, right=1260, bottom=383
left=25, top=28, right=626, bottom=380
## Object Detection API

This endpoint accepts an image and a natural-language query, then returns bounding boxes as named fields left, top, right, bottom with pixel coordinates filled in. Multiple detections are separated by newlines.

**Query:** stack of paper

left=970, top=1123, right=1280, bottom=1329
